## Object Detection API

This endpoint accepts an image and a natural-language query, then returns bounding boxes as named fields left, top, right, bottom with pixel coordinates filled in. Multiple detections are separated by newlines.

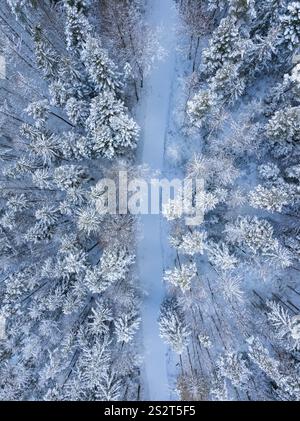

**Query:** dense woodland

left=0, top=0, right=300, bottom=401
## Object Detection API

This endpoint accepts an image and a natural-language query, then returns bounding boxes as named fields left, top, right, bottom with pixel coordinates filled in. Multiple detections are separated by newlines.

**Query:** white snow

left=136, top=0, right=178, bottom=401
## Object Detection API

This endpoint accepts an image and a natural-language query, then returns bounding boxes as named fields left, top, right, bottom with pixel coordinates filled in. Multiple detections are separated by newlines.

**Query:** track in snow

left=136, top=0, right=178, bottom=401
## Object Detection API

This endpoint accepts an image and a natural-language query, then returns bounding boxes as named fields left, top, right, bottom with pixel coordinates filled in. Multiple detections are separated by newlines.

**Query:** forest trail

left=136, top=0, right=178, bottom=401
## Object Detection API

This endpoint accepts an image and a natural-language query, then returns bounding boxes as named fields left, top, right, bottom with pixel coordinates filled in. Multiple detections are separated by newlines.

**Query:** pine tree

left=249, top=184, right=290, bottom=213
left=267, top=301, right=300, bottom=349
left=247, top=336, right=282, bottom=385
left=64, top=0, right=91, bottom=52
left=207, top=241, right=239, bottom=271
left=187, top=90, right=217, bottom=128
left=163, top=263, right=197, bottom=293
left=159, top=298, right=191, bottom=354
left=99, top=246, right=135, bottom=284
left=96, top=370, right=122, bottom=401
left=81, top=35, right=121, bottom=94
left=228, top=0, right=257, bottom=20
left=202, top=16, right=243, bottom=76
left=266, top=107, right=300, bottom=156
left=245, top=28, right=279, bottom=75
left=210, top=373, right=229, bottom=401
left=280, top=2, right=300, bottom=51
left=258, top=163, right=280, bottom=180
left=210, top=62, right=246, bottom=103
left=267, top=300, right=292, bottom=338
left=114, top=309, right=141, bottom=344
left=225, top=216, right=277, bottom=255
left=20, top=123, right=61, bottom=164
left=33, top=26, right=60, bottom=79
left=86, top=92, right=139, bottom=159
left=247, top=336, right=300, bottom=400
left=170, top=230, right=207, bottom=256
left=77, top=206, right=102, bottom=235
left=219, top=274, right=244, bottom=303
left=25, top=100, right=50, bottom=126
left=78, top=337, right=112, bottom=390
left=207, top=0, right=227, bottom=13
left=217, top=351, right=251, bottom=389
left=65, top=97, right=89, bottom=125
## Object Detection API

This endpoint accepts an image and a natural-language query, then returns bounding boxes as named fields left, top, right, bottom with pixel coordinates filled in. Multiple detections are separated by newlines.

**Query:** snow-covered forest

left=0, top=0, right=300, bottom=402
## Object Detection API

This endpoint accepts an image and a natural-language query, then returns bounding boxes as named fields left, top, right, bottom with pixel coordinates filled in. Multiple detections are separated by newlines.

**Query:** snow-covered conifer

left=249, top=184, right=290, bottom=213
left=78, top=337, right=111, bottom=390
left=202, top=16, right=243, bottom=76
left=99, top=246, right=135, bottom=283
left=266, top=242, right=293, bottom=269
left=207, top=0, right=227, bottom=13
left=159, top=298, right=191, bottom=354
left=64, top=0, right=91, bottom=51
left=228, top=0, right=256, bottom=20
left=247, top=336, right=281, bottom=384
left=280, top=2, right=300, bottom=51
left=163, top=263, right=197, bottom=293
left=170, top=230, right=207, bottom=256
left=33, top=26, right=60, bottom=79
left=187, top=90, right=217, bottom=128
left=266, top=107, right=300, bottom=155
left=258, top=163, right=280, bottom=180
left=97, top=370, right=122, bottom=401
left=77, top=206, right=102, bottom=235
left=207, top=242, right=238, bottom=271
left=211, top=62, right=246, bottom=103
left=114, top=309, right=141, bottom=344
left=81, top=35, right=121, bottom=94
left=86, top=92, right=139, bottom=158
left=267, top=300, right=292, bottom=338
left=217, top=351, right=251, bottom=389
left=25, top=100, right=50, bottom=127
left=65, top=97, right=89, bottom=125
left=267, top=301, right=300, bottom=349
left=210, top=374, right=229, bottom=401
left=246, top=336, right=300, bottom=399
left=219, top=274, right=244, bottom=303
left=225, top=216, right=277, bottom=254
left=198, top=333, right=212, bottom=349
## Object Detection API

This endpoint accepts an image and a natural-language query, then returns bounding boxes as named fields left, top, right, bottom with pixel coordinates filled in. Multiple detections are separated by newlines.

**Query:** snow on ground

left=135, top=0, right=179, bottom=401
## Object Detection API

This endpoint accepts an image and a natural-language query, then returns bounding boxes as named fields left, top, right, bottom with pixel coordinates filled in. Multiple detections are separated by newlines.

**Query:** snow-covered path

left=136, top=0, right=178, bottom=401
